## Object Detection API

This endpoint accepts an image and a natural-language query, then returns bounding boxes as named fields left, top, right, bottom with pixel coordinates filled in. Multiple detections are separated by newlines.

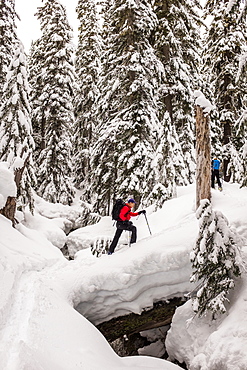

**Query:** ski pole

left=144, top=213, right=152, bottom=235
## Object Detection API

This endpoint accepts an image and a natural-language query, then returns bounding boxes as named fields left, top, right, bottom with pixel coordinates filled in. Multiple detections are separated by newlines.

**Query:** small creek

left=64, top=228, right=188, bottom=368
left=95, top=297, right=188, bottom=369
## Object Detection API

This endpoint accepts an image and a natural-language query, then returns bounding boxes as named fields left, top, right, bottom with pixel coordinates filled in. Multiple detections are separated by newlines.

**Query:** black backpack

left=112, top=199, right=126, bottom=221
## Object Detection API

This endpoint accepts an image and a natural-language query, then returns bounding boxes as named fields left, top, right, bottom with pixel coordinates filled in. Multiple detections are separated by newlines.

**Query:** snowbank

left=194, top=90, right=215, bottom=114
left=0, top=220, right=181, bottom=370
left=19, top=210, right=69, bottom=249
left=34, top=193, right=81, bottom=227
left=69, top=226, right=194, bottom=324
left=67, top=184, right=197, bottom=257
left=166, top=184, right=247, bottom=369
left=64, top=186, right=197, bottom=323
left=1, top=182, right=247, bottom=369
left=166, top=267, right=247, bottom=370
left=16, top=193, right=84, bottom=250
left=0, top=215, right=63, bottom=336
left=66, top=216, right=115, bottom=256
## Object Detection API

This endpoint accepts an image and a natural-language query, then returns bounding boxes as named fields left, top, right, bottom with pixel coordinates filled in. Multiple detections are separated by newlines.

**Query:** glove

left=138, top=210, right=146, bottom=215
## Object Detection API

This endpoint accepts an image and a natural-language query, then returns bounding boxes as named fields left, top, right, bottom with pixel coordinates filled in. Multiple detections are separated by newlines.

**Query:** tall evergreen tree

left=0, top=0, right=19, bottom=99
left=0, top=42, right=36, bottom=211
left=148, top=119, right=176, bottom=208
left=226, top=143, right=243, bottom=183
left=73, top=0, right=101, bottom=189
left=240, top=138, right=247, bottom=188
left=28, top=39, right=46, bottom=156
left=203, top=0, right=247, bottom=181
left=237, top=110, right=247, bottom=187
left=191, top=199, right=243, bottom=318
left=32, top=0, right=75, bottom=205
left=153, top=0, right=202, bottom=184
left=90, top=0, right=176, bottom=214
left=235, top=43, right=247, bottom=186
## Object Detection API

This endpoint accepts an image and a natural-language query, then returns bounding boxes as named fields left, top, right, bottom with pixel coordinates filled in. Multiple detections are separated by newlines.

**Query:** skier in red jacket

left=108, top=199, right=146, bottom=255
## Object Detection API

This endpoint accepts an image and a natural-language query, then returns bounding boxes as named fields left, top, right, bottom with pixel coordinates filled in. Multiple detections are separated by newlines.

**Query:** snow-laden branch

left=236, top=50, right=247, bottom=82
left=194, top=90, right=215, bottom=115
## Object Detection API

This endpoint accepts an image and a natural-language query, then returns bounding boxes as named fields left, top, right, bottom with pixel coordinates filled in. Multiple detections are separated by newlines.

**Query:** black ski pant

left=211, top=169, right=222, bottom=188
left=109, top=221, right=137, bottom=254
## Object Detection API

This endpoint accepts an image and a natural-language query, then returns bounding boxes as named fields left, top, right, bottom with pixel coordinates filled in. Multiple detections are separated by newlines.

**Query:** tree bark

left=195, top=106, right=211, bottom=209
left=0, top=150, right=30, bottom=226
left=14, top=149, right=31, bottom=191
left=0, top=196, right=17, bottom=226
left=222, top=120, right=232, bottom=182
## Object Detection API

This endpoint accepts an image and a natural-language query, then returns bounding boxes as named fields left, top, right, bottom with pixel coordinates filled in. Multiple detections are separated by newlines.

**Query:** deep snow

left=166, top=184, right=247, bottom=370
left=0, top=181, right=247, bottom=369
left=0, top=214, right=180, bottom=370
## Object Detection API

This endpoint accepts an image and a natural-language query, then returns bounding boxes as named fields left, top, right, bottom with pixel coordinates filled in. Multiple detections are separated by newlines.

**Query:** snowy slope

left=0, top=183, right=247, bottom=369
left=0, top=197, right=190, bottom=369
left=166, top=184, right=247, bottom=370
left=63, top=185, right=197, bottom=323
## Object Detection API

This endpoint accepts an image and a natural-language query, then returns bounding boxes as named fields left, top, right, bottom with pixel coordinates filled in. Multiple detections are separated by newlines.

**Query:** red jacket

left=119, top=204, right=139, bottom=221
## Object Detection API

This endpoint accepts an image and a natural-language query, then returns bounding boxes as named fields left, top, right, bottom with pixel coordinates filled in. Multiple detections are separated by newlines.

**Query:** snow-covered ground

left=0, top=181, right=247, bottom=369
left=0, top=214, right=180, bottom=370
left=166, top=184, right=247, bottom=370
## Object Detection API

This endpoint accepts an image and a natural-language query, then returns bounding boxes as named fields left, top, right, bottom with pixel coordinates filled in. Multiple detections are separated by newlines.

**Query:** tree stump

left=195, top=105, right=211, bottom=209
left=0, top=196, right=17, bottom=226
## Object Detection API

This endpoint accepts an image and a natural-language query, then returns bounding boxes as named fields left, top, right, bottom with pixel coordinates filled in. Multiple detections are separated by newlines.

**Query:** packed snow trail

left=0, top=272, right=40, bottom=369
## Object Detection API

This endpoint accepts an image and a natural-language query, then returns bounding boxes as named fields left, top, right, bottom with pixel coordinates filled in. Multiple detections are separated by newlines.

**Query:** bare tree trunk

left=0, top=196, right=16, bottom=226
left=195, top=106, right=211, bottom=209
left=0, top=149, right=30, bottom=226
left=222, top=120, right=232, bottom=182
left=14, top=152, right=30, bottom=189
left=41, top=113, right=46, bottom=150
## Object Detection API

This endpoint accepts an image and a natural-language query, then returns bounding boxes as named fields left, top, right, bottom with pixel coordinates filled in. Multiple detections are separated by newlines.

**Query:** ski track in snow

left=0, top=271, right=38, bottom=369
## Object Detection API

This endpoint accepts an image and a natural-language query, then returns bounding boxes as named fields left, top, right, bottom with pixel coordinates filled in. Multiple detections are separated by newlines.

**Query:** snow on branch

left=236, top=50, right=247, bottom=82
left=190, top=199, right=245, bottom=318
left=226, top=0, right=238, bottom=14
left=194, top=90, right=215, bottom=115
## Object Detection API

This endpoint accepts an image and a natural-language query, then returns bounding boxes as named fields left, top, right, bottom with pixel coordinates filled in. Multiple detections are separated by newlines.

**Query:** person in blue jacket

left=211, top=157, right=222, bottom=190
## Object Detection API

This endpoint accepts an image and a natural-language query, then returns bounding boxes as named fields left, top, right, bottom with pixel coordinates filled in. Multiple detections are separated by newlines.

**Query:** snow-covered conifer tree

left=235, top=46, right=247, bottom=185
left=210, top=111, right=223, bottom=159
left=33, top=0, right=75, bottom=205
left=147, top=119, right=176, bottom=208
left=28, top=39, right=46, bottom=156
left=0, top=42, right=36, bottom=211
left=226, top=144, right=243, bottom=183
left=73, top=0, right=101, bottom=189
left=238, top=111, right=247, bottom=187
left=203, top=0, right=247, bottom=181
left=0, top=0, right=18, bottom=99
left=240, top=139, right=247, bottom=188
left=190, top=199, right=244, bottom=318
left=90, top=0, right=176, bottom=214
left=153, top=0, right=202, bottom=184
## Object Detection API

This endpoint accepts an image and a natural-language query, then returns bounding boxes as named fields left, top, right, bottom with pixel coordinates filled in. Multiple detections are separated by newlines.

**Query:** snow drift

left=0, top=182, right=247, bottom=369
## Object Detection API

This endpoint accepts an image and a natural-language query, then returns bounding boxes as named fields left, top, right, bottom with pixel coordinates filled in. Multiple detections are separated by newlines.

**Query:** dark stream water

left=95, top=297, right=188, bottom=369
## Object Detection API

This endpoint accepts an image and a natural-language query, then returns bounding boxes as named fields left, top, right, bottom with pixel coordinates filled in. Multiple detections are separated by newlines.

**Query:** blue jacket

left=212, top=159, right=220, bottom=170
